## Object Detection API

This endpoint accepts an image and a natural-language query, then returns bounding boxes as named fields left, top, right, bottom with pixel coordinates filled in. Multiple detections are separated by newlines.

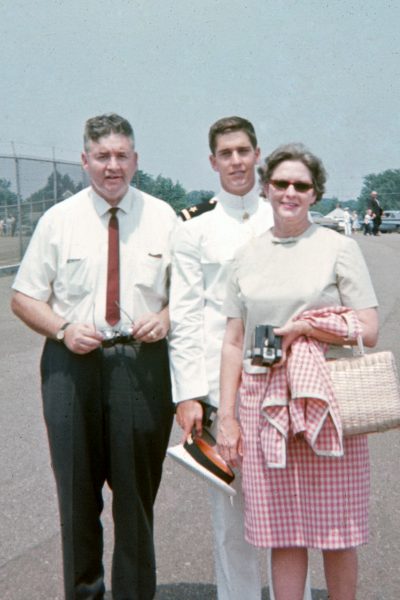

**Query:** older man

left=11, top=113, right=177, bottom=600
left=369, top=190, right=383, bottom=235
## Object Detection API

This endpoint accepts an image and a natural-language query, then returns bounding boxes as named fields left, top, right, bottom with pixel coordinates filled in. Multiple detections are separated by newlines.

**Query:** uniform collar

left=91, top=186, right=134, bottom=218
left=216, top=185, right=260, bottom=218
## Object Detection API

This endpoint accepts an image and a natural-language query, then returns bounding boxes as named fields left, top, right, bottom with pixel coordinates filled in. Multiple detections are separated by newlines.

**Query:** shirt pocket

left=61, top=247, right=93, bottom=299
left=135, top=252, right=166, bottom=291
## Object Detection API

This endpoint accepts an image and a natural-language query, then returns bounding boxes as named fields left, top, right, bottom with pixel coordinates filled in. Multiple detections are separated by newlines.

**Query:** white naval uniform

left=169, top=187, right=273, bottom=600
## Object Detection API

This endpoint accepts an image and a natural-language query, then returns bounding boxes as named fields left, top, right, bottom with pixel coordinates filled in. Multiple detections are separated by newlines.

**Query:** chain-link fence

left=2, top=151, right=399, bottom=271
left=0, top=154, right=88, bottom=267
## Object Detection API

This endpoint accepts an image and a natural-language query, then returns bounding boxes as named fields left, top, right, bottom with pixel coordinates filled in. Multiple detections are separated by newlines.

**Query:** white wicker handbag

left=328, top=338, right=400, bottom=436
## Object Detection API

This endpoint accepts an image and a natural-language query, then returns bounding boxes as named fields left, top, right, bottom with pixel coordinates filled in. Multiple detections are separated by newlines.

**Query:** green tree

left=153, top=175, right=187, bottom=212
left=131, top=170, right=156, bottom=195
left=315, top=197, right=340, bottom=215
left=132, top=170, right=187, bottom=212
left=0, top=178, right=18, bottom=207
left=357, top=169, right=400, bottom=213
left=185, top=190, right=215, bottom=206
left=26, top=171, right=82, bottom=205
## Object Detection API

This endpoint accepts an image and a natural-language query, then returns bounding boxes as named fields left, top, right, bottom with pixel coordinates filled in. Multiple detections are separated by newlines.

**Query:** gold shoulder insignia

left=178, top=198, right=217, bottom=221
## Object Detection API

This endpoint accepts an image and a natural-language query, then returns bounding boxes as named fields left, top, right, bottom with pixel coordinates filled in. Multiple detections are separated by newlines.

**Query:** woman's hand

left=217, top=415, right=243, bottom=468
left=274, top=307, right=379, bottom=362
left=273, top=319, right=311, bottom=365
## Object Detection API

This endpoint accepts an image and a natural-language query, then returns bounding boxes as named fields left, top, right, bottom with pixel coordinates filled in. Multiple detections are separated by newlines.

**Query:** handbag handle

left=344, top=314, right=365, bottom=356
left=352, top=335, right=365, bottom=357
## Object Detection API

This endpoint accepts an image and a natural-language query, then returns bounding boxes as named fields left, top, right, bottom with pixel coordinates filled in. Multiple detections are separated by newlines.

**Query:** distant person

left=343, top=207, right=352, bottom=236
left=10, top=215, right=16, bottom=236
left=363, top=208, right=373, bottom=235
left=0, top=218, right=4, bottom=236
left=5, top=215, right=12, bottom=236
left=369, top=191, right=383, bottom=236
left=169, top=116, right=311, bottom=600
left=11, top=113, right=176, bottom=600
left=352, top=210, right=360, bottom=232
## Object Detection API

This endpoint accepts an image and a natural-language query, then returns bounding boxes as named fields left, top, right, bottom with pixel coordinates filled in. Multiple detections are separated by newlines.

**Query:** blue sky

left=1, top=0, right=399, bottom=199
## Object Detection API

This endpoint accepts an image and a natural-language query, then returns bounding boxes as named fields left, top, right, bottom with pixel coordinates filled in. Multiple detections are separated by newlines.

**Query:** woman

left=217, top=143, right=379, bottom=600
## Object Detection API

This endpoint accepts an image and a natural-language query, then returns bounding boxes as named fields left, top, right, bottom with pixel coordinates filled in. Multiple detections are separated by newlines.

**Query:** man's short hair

left=208, top=116, right=258, bottom=154
left=84, top=113, right=134, bottom=151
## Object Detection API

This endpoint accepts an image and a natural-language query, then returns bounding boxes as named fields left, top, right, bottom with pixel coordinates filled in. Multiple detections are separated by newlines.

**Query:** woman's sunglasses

left=270, top=179, right=314, bottom=193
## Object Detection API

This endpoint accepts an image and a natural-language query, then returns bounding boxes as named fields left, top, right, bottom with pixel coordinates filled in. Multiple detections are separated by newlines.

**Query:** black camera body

left=200, top=401, right=217, bottom=429
left=251, top=324, right=283, bottom=366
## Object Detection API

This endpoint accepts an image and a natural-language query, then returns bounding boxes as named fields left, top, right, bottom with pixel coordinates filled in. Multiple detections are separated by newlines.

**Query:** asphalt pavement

left=1, top=232, right=400, bottom=599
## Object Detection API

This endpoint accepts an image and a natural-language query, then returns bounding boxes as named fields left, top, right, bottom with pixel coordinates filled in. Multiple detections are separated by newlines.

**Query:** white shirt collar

left=90, top=186, right=133, bottom=218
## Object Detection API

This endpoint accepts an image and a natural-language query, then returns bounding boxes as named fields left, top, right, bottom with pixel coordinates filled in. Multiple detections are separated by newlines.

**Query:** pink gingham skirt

left=239, top=371, right=370, bottom=549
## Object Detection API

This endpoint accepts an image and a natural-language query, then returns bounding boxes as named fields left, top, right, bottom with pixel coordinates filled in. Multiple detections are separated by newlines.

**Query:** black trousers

left=373, top=216, right=381, bottom=235
left=40, top=339, right=174, bottom=600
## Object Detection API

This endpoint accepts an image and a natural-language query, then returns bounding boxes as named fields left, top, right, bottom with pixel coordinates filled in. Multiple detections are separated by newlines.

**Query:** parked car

left=380, top=210, right=400, bottom=233
left=310, top=211, right=344, bottom=232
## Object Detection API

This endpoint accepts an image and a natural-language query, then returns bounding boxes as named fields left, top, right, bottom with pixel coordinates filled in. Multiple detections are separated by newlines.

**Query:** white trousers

left=208, top=472, right=312, bottom=600
left=208, top=475, right=262, bottom=600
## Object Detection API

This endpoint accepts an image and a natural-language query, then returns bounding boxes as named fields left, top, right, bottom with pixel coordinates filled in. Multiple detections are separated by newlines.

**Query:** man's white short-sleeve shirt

left=13, top=186, right=177, bottom=329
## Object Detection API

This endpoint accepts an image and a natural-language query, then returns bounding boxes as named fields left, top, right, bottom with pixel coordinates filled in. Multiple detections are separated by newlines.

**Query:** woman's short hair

left=258, top=143, right=327, bottom=202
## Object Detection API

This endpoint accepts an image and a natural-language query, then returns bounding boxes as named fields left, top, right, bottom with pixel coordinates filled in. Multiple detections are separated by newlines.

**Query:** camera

left=251, top=325, right=283, bottom=366
left=200, top=401, right=217, bottom=429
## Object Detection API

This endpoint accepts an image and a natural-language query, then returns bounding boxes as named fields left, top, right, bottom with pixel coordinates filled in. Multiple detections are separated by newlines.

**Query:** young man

left=170, top=116, right=313, bottom=600
left=169, top=116, right=272, bottom=599
left=11, top=113, right=177, bottom=600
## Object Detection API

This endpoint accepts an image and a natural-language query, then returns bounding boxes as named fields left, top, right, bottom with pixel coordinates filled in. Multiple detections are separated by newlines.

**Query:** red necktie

left=105, top=207, right=120, bottom=325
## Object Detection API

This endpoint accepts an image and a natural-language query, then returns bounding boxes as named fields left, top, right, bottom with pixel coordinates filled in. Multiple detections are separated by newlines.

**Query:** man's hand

left=10, top=292, right=103, bottom=354
left=63, top=324, right=103, bottom=354
left=176, top=399, right=204, bottom=442
left=132, top=308, right=170, bottom=343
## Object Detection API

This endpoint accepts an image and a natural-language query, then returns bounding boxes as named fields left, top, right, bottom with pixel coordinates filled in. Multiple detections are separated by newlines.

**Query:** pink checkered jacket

left=260, top=306, right=362, bottom=468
